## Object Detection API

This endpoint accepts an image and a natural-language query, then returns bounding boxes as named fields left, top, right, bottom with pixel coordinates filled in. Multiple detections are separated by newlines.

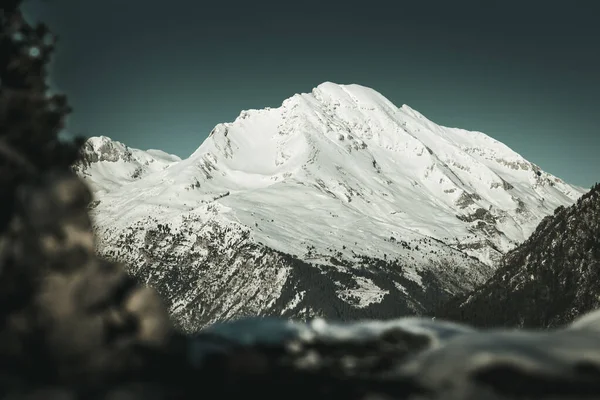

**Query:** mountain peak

left=309, top=82, right=398, bottom=111
left=312, top=81, right=372, bottom=96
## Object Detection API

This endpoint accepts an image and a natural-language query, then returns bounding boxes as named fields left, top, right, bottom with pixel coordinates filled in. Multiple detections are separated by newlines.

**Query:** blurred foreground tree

left=0, top=0, right=84, bottom=230
left=0, top=2, right=178, bottom=396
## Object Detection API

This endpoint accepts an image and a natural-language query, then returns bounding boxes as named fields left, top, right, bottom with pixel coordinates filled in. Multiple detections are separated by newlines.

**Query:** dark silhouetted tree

left=0, top=0, right=85, bottom=230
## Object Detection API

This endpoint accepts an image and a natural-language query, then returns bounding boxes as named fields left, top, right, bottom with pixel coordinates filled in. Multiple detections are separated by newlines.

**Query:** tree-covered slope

left=437, top=183, right=600, bottom=328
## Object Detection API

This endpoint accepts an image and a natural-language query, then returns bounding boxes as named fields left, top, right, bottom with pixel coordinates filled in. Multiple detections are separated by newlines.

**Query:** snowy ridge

left=73, top=135, right=181, bottom=196
left=78, top=82, right=587, bottom=332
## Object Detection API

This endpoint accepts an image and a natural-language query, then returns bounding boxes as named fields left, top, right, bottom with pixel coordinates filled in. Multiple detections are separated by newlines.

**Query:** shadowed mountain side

left=436, top=183, right=600, bottom=329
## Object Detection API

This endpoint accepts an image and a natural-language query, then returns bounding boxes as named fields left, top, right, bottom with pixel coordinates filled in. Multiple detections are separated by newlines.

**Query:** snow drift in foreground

left=189, top=309, right=600, bottom=399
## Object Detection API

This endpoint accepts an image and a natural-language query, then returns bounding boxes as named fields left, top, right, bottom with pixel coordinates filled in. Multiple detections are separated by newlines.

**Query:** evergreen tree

left=0, top=0, right=84, bottom=230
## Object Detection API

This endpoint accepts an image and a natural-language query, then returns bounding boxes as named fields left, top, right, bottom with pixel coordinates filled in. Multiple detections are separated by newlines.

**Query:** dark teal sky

left=24, top=0, right=599, bottom=188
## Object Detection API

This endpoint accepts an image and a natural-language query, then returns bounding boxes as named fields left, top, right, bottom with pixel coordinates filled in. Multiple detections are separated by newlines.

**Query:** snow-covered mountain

left=77, top=82, right=587, bottom=332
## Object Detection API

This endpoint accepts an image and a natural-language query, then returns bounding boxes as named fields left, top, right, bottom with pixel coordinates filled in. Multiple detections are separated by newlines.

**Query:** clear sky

left=23, top=0, right=599, bottom=188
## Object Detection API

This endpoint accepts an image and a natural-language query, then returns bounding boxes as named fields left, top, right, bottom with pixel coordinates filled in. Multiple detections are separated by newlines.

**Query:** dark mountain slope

left=437, top=182, right=600, bottom=329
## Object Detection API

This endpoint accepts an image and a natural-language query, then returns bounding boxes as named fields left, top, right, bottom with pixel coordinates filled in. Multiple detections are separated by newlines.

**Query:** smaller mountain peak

left=86, top=135, right=114, bottom=146
left=79, top=136, right=132, bottom=166
left=86, top=135, right=130, bottom=149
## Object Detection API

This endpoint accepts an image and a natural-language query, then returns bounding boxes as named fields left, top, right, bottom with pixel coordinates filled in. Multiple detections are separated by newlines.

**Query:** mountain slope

left=77, top=82, right=587, bottom=332
left=437, top=182, right=600, bottom=328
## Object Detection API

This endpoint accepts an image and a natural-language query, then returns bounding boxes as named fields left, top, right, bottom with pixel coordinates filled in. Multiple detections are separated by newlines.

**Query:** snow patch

left=336, top=277, right=389, bottom=308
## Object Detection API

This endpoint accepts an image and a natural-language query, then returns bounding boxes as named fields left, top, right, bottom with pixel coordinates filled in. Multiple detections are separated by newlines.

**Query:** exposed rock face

left=437, top=183, right=600, bottom=329
left=98, top=211, right=487, bottom=333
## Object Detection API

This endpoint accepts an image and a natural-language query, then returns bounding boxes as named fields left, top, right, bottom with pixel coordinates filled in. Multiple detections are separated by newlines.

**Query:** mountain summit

left=76, top=82, right=587, bottom=332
